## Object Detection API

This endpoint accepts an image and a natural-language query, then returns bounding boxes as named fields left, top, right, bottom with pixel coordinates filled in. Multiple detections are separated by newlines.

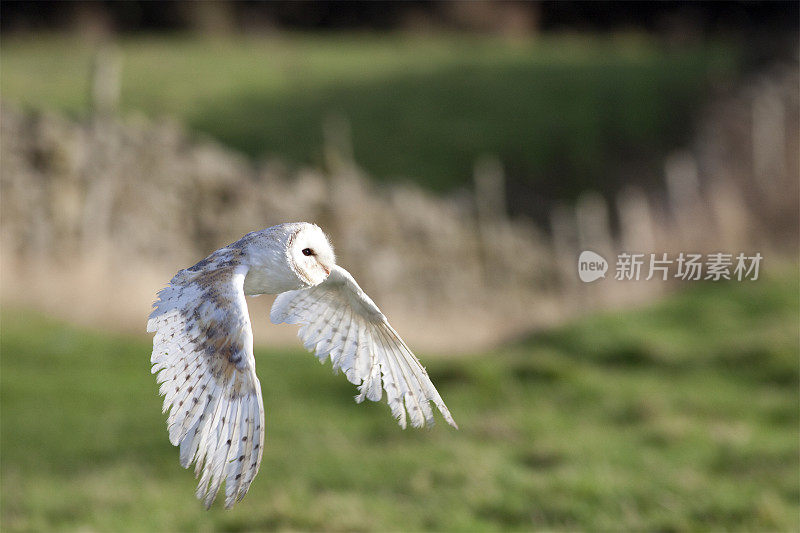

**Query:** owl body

left=148, top=222, right=456, bottom=509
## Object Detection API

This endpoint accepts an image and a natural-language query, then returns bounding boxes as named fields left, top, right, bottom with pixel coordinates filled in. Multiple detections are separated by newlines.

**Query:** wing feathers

left=179, top=415, right=203, bottom=468
left=374, top=328, right=409, bottom=428
left=339, top=312, right=361, bottom=385
left=237, top=386, right=264, bottom=502
left=226, top=398, right=251, bottom=506
left=270, top=265, right=456, bottom=429
left=149, top=265, right=265, bottom=509
left=390, top=327, right=458, bottom=429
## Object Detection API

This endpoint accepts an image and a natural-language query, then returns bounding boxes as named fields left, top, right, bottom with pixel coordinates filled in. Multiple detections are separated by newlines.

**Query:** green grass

left=0, top=33, right=740, bottom=199
left=2, top=273, right=797, bottom=531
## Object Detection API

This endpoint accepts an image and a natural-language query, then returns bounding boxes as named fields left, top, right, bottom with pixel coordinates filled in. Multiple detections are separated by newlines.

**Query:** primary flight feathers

left=148, top=223, right=456, bottom=509
left=271, top=265, right=457, bottom=430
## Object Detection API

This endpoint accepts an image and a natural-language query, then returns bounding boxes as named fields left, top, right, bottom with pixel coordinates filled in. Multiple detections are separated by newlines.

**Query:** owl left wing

left=270, top=265, right=457, bottom=430
left=148, top=264, right=265, bottom=509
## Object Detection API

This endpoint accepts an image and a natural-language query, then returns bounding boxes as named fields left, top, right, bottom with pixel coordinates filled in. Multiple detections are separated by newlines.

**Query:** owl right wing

left=270, top=265, right=457, bottom=430
left=147, top=264, right=264, bottom=510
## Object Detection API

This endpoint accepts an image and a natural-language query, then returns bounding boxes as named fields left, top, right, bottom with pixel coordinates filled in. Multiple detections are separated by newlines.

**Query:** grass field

left=1, top=271, right=797, bottom=531
left=0, top=34, right=739, bottom=199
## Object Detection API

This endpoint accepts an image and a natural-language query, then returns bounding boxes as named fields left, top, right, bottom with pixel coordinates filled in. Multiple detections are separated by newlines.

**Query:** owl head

left=288, top=223, right=335, bottom=286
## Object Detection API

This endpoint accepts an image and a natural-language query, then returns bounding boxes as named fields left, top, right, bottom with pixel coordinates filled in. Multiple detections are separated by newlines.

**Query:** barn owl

left=147, top=222, right=457, bottom=509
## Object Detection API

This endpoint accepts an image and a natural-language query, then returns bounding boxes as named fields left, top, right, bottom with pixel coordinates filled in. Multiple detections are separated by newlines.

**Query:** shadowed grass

left=0, top=34, right=740, bottom=200
left=1, top=272, right=797, bottom=531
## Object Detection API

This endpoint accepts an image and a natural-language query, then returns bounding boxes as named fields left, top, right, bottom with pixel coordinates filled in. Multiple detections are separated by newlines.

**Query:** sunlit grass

left=2, top=272, right=797, bottom=531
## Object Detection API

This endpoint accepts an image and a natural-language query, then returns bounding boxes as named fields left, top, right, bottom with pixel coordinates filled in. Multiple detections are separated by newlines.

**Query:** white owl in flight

left=147, top=222, right=457, bottom=509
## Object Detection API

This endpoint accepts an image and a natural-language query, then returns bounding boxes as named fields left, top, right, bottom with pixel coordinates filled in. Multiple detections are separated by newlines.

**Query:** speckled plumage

left=148, top=223, right=457, bottom=509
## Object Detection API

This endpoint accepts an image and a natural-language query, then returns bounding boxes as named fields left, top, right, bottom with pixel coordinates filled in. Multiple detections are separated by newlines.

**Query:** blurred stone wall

left=0, top=103, right=560, bottom=348
left=1, top=64, right=796, bottom=350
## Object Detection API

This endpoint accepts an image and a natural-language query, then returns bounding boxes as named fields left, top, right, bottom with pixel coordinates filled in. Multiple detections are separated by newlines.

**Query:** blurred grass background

left=2, top=4, right=798, bottom=531
left=0, top=34, right=739, bottom=199
left=2, top=270, right=797, bottom=531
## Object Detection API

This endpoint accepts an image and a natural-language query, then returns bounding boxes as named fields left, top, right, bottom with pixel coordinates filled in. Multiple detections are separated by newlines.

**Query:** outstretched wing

left=147, top=264, right=265, bottom=509
left=270, top=265, right=457, bottom=430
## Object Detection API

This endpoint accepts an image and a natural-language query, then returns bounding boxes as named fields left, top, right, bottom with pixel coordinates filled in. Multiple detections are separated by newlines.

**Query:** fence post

left=473, top=156, right=509, bottom=287
left=664, top=151, right=709, bottom=249
left=82, top=45, right=122, bottom=255
left=90, top=45, right=121, bottom=117
left=575, top=192, right=615, bottom=307
left=550, top=203, right=580, bottom=312
left=752, top=80, right=786, bottom=193
left=617, top=187, right=656, bottom=253
left=323, top=113, right=356, bottom=176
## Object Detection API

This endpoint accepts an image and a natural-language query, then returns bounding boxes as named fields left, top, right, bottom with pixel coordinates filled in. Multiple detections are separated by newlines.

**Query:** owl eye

left=302, top=248, right=314, bottom=256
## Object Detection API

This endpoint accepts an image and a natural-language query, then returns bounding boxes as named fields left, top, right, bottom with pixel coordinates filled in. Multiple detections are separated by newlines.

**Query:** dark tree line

left=2, top=1, right=797, bottom=38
